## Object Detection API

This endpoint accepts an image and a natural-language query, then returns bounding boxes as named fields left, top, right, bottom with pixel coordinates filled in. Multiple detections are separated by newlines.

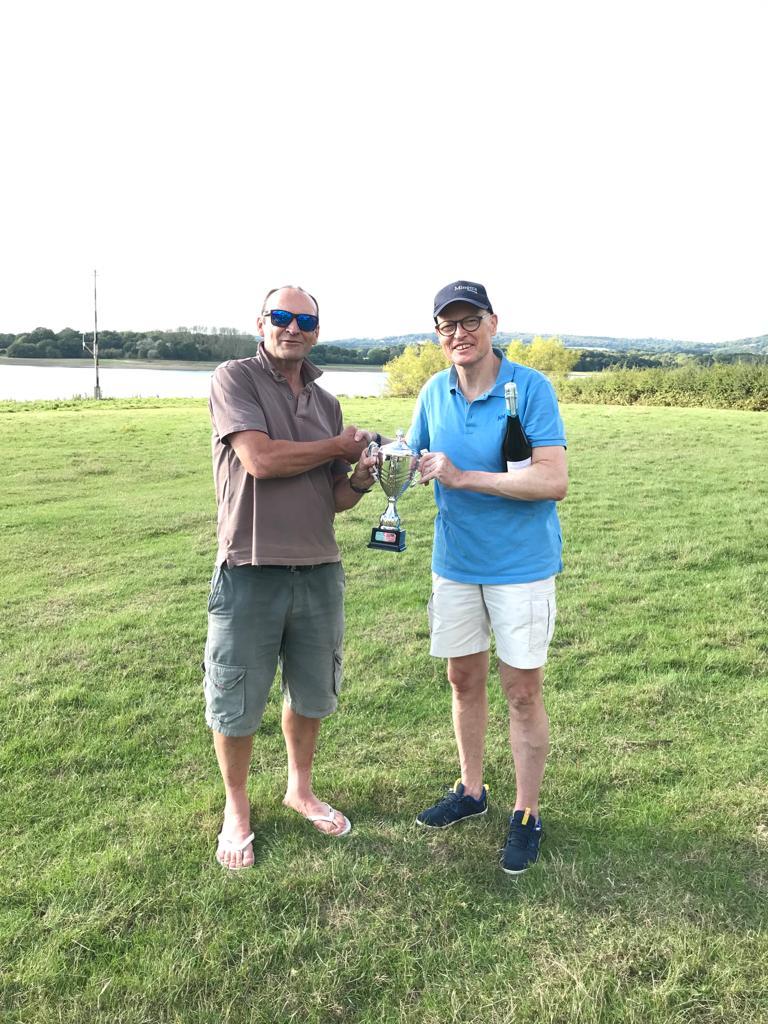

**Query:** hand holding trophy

left=366, top=430, right=426, bottom=552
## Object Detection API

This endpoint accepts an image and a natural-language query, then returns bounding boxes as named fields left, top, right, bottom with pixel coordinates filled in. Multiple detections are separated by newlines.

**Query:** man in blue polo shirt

left=407, top=280, right=568, bottom=874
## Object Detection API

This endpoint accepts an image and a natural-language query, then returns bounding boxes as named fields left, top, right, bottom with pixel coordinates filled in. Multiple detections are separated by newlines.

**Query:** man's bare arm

left=332, top=449, right=379, bottom=511
left=418, top=446, right=568, bottom=501
left=229, top=426, right=369, bottom=480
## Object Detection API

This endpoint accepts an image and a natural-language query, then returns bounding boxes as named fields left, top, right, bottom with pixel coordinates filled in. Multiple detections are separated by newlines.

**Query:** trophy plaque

left=367, top=430, right=424, bottom=552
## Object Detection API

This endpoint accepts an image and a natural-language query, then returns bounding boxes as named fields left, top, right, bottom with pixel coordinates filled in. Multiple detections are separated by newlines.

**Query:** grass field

left=1, top=397, right=767, bottom=1024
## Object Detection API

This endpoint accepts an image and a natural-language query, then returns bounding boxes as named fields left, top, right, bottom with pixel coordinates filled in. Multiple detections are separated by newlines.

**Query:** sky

left=1, top=0, right=766, bottom=344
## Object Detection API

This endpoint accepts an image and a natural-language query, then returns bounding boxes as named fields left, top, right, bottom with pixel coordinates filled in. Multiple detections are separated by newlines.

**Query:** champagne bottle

left=503, top=381, right=532, bottom=470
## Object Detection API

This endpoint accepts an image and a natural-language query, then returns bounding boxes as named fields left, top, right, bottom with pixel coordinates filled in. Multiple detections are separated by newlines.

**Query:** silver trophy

left=367, top=429, right=424, bottom=552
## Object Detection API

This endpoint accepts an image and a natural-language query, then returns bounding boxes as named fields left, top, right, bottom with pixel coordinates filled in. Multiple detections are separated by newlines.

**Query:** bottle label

left=506, top=457, right=532, bottom=471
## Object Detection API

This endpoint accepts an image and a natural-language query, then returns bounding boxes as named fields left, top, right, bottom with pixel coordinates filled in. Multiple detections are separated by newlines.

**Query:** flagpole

left=82, top=269, right=101, bottom=399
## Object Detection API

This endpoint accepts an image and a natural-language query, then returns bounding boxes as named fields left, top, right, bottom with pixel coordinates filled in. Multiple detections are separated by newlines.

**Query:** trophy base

left=368, top=526, right=406, bottom=552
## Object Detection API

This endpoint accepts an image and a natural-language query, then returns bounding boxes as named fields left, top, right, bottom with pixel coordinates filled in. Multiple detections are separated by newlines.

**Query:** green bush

left=555, top=362, right=768, bottom=411
left=384, top=341, right=449, bottom=397
left=507, top=336, right=580, bottom=375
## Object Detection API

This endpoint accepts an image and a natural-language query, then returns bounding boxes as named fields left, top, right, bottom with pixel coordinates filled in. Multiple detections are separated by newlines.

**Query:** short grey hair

left=261, top=285, right=319, bottom=320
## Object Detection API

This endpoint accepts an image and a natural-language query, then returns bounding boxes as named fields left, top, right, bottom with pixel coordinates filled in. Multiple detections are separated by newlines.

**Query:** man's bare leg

left=499, top=663, right=549, bottom=815
left=281, top=703, right=349, bottom=836
left=213, top=731, right=254, bottom=868
left=447, top=651, right=490, bottom=799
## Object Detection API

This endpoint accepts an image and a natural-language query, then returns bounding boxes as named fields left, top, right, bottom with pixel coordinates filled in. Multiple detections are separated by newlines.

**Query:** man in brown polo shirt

left=205, top=284, right=378, bottom=869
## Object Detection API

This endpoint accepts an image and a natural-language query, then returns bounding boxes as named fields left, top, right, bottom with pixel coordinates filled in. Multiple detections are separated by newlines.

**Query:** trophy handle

left=408, top=449, right=430, bottom=488
left=366, top=440, right=381, bottom=482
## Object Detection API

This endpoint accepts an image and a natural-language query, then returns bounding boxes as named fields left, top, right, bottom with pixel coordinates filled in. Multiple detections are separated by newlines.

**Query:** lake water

left=0, top=363, right=387, bottom=401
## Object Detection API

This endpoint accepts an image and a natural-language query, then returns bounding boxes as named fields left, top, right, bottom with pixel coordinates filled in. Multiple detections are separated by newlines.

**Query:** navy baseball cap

left=433, top=280, right=493, bottom=318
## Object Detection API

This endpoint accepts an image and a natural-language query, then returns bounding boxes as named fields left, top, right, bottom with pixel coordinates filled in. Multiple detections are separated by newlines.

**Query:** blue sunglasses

left=264, top=309, right=319, bottom=332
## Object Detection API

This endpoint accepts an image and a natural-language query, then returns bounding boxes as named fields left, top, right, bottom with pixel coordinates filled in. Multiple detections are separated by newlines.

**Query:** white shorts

left=428, top=573, right=557, bottom=669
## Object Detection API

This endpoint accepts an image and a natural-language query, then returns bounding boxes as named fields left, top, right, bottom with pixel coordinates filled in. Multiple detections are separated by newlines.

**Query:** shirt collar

left=255, top=341, right=322, bottom=388
left=448, top=348, right=513, bottom=398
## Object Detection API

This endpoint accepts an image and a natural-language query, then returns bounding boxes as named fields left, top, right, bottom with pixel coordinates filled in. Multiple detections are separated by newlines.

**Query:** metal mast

left=82, top=269, right=101, bottom=399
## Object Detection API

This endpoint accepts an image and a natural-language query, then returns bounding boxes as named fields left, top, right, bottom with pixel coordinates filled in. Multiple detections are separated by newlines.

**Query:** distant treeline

left=2, top=326, right=766, bottom=371
left=0, top=326, right=251, bottom=362
left=573, top=349, right=768, bottom=370
left=0, top=327, right=401, bottom=365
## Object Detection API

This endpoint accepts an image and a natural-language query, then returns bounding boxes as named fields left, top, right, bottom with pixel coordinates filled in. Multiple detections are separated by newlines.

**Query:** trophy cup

left=367, top=429, right=424, bottom=552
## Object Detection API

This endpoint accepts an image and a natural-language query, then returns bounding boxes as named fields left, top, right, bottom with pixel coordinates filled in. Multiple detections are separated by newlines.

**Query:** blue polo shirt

left=407, top=351, right=566, bottom=585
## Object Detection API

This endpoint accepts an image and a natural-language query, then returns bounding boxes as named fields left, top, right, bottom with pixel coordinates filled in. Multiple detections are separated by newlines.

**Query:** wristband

left=349, top=480, right=372, bottom=495
left=373, top=432, right=382, bottom=446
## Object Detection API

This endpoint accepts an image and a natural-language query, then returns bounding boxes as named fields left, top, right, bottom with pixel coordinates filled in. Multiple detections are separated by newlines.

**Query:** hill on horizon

left=320, top=331, right=768, bottom=356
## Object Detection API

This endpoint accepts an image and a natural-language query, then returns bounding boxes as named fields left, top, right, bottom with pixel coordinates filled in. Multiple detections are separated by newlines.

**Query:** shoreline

left=0, top=357, right=384, bottom=373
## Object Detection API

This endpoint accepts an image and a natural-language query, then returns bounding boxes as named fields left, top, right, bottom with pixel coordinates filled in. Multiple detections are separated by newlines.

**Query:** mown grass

left=1, top=398, right=767, bottom=1024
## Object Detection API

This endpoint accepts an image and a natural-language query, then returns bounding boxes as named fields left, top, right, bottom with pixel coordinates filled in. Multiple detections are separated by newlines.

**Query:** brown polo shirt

left=209, top=344, right=350, bottom=567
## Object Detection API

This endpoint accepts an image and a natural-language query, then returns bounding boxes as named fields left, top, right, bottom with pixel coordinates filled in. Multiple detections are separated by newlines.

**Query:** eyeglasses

left=435, top=314, right=490, bottom=337
left=263, top=309, right=319, bottom=332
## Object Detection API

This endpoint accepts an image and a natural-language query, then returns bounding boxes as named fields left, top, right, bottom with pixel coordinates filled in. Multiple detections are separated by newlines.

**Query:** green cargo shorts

left=203, top=562, right=345, bottom=737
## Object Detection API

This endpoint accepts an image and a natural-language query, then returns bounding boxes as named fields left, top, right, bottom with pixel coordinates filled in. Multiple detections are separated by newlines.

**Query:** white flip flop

left=216, top=830, right=255, bottom=870
left=305, top=806, right=352, bottom=837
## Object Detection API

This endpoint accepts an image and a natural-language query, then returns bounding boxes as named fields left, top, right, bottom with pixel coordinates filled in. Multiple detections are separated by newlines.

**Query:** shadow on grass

left=258, top=792, right=767, bottom=934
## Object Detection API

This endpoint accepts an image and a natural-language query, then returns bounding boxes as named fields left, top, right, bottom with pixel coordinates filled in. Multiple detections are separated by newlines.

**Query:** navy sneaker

left=500, top=807, right=544, bottom=874
left=416, top=780, right=488, bottom=829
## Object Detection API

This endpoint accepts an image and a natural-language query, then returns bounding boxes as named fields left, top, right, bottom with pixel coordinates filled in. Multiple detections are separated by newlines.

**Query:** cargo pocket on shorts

left=332, top=650, right=343, bottom=696
left=529, top=598, right=556, bottom=653
left=204, top=660, right=247, bottom=724
left=427, top=591, right=435, bottom=636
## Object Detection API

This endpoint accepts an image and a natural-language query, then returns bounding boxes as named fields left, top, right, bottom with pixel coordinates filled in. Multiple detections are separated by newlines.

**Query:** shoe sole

left=415, top=807, right=488, bottom=829
left=499, top=860, right=536, bottom=875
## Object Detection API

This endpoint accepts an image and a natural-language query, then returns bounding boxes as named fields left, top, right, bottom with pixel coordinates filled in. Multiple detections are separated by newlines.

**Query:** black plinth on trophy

left=368, top=526, right=407, bottom=552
